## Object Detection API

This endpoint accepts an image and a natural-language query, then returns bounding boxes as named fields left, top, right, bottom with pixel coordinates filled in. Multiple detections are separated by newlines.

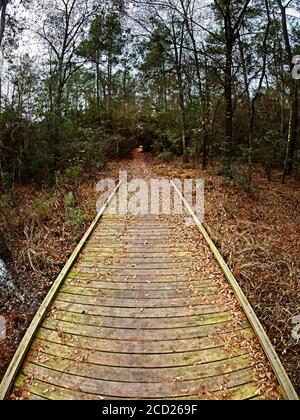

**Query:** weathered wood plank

left=27, top=350, right=252, bottom=383
left=65, top=278, right=215, bottom=291
left=31, top=338, right=249, bottom=370
left=80, top=257, right=191, bottom=264
left=14, top=374, right=260, bottom=400
left=47, top=309, right=231, bottom=330
left=52, top=300, right=226, bottom=318
left=36, top=327, right=254, bottom=354
left=59, top=285, right=218, bottom=299
left=21, top=363, right=255, bottom=399
left=66, top=272, right=209, bottom=283
left=56, top=292, right=221, bottom=308
left=42, top=318, right=248, bottom=341
left=70, top=268, right=191, bottom=276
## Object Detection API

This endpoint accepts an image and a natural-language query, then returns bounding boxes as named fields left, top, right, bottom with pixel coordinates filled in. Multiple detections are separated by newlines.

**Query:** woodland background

left=0, top=0, right=299, bottom=187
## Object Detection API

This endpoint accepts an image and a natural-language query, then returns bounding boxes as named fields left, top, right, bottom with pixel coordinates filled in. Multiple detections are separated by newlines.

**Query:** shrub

left=64, top=167, right=83, bottom=183
left=65, top=207, right=84, bottom=233
left=32, top=197, right=53, bottom=224
left=0, top=109, right=136, bottom=187
left=157, top=151, right=174, bottom=163
left=152, top=129, right=179, bottom=155
left=56, top=167, right=84, bottom=187
left=59, top=126, right=135, bottom=172
left=64, top=191, right=84, bottom=233
left=65, top=192, right=76, bottom=207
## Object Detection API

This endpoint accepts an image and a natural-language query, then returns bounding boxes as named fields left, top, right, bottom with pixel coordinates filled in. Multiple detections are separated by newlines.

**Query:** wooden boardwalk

left=0, top=186, right=298, bottom=400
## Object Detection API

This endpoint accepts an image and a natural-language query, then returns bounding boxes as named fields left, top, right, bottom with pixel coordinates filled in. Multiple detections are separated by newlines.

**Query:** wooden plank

left=85, top=243, right=179, bottom=248
left=66, top=272, right=208, bottom=283
left=31, top=337, right=249, bottom=369
left=56, top=292, right=221, bottom=308
left=14, top=375, right=104, bottom=400
left=47, top=309, right=232, bottom=329
left=80, top=257, right=191, bottom=264
left=91, top=234, right=169, bottom=238
left=59, top=285, right=218, bottom=299
left=26, top=350, right=252, bottom=383
left=76, top=262, right=191, bottom=269
left=37, top=326, right=254, bottom=354
left=52, top=300, right=225, bottom=318
left=0, top=182, right=122, bottom=400
left=82, top=250, right=189, bottom=257
left=172, top=383, right=260, bottom=400
left=171, top=180, right=298, bottom=401
left=14, top=374, right=259, bottom=400
left=88, top=239, right=170, bottom=245
left=82, top=251, right=190, bottom=257
left=20, top=363, right=254, bottom=399
left=41, top=318, right=247, bottom=341
left=64, top=278, right=215, bottom=291
left=70, top=268, right=190, bottom=276
left=29, top=394, right=48, bottom=400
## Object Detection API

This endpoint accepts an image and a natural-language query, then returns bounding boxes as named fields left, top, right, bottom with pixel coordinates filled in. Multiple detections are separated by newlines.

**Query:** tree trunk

left=283, top=85, right=298, bottom=179
left=277, top=0, right=299, bottom=181
left=238, top=0, right=270, bottom=191
left=0, top=0, right=8, bottom=48
left=180, top=0, right=209, bottom=168
left=0, top=73, right=2, bottom=112
left=224, top=43, right=234, bottom=163
left=107, top=53, right=113, bottom=128
left=178, top=84, right=186, bottom=152
left=0, top=0, right=8, bottom=113
left=176, top=65, right=186, bottom=153
left=162, top=62, right=168, bottom=112
left=0, top=232, right=10, bottom=261
left=202, top=56, right=211, bottom=170
left=171, top=17, right=186, bottom=153
left=96, top=62, right=101, bottom=120
left=123, top=68, right=127, bottom=118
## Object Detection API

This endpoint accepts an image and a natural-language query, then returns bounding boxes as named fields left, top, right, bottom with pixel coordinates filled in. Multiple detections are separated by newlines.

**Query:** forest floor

left=0, top=150, right=299, bottom=396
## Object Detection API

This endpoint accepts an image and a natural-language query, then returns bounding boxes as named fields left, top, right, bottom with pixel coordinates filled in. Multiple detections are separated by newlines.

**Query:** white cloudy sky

left=1, top=0, right=299, bottom=79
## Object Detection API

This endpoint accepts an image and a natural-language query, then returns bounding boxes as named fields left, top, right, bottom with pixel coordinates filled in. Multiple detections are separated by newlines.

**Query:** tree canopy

left=0, top=0, right=299, bottom=188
